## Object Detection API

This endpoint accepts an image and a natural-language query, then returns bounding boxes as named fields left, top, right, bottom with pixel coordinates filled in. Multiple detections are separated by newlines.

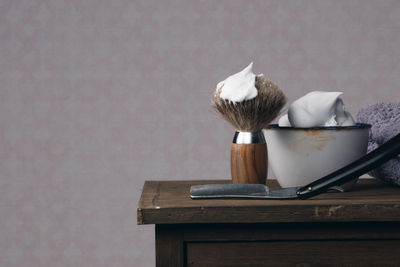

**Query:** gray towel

left=357, top=102, right=400, bottom=185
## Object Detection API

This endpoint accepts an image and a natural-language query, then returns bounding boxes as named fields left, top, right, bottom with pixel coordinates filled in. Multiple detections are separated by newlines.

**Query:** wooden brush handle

left=230, top=143, right=267, bottom=184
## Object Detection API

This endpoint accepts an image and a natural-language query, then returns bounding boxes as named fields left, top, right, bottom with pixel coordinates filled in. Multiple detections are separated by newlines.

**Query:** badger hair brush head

left=212, top=75, right=287, bottom=132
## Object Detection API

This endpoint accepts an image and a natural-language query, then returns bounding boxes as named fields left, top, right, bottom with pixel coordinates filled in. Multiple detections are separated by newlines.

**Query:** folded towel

left=357, top=102, right=400, bottom=185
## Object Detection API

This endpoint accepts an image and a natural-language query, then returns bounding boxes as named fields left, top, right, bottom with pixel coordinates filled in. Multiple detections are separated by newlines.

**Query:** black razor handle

left=297, top=133, right=400, bottom=199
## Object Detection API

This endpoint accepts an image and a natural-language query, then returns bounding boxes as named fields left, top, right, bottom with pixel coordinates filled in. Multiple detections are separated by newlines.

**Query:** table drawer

left=187, top=240, right=400, bottom=267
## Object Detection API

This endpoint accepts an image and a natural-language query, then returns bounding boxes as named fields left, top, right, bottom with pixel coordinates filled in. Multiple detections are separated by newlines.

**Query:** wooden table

left=137, top=179, right=400, bottom=266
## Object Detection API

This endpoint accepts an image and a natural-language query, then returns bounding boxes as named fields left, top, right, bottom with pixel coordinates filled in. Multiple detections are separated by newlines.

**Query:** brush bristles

left=212, top=75, right=287, bottom=132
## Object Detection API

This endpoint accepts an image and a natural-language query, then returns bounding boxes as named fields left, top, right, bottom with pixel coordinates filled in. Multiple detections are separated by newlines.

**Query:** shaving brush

left=213, top=74, right=286, bottom=184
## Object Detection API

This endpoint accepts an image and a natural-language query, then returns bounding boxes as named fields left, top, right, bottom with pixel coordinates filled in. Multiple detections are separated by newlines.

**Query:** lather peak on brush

left=212, top=63, right=287, bottom=132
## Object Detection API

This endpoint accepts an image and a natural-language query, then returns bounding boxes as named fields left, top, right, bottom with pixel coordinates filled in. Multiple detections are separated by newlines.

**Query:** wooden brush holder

left=230, top=131, right=267, bottom=184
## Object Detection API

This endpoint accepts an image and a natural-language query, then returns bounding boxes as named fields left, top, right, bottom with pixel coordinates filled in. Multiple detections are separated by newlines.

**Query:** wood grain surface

left=137, top=179, right=400, bottom=225
left=155, top=225, right=184, bottom=267
left=230, top=143, right=267, bottom=184
left=186, top=240, right=400, bottom=267
left=156, top=222, right=400, bottom=267
left=182, top=222, right=400, bottom=241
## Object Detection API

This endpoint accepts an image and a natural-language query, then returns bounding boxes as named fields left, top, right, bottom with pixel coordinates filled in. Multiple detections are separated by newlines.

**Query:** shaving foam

left=279, top=91, right=355, bottom=127
left=216, top=62, right=258, bottom=103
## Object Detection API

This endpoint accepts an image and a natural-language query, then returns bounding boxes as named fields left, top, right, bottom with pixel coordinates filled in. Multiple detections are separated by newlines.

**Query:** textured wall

left=1, top=0, right=399, bottom=266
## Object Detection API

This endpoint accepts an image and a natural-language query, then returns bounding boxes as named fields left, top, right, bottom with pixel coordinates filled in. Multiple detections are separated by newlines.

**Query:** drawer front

left=187, top=240, right=400, bottom=267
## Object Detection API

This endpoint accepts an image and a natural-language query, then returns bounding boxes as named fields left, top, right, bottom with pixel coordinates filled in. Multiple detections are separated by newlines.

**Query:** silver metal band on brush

left=232, top=131, right=266, bottom=144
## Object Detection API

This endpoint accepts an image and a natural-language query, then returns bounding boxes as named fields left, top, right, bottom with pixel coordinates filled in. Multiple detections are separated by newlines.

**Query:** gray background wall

left=0, top=0, right=399, bottom=266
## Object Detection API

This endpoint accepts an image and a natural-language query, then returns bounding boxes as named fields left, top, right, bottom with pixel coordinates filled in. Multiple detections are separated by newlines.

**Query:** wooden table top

left=137, top=179, right=400, bottom=225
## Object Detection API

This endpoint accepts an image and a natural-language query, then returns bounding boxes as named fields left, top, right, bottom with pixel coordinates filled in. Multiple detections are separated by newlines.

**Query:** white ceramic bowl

left=263, top=123, right=371, bottom=190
